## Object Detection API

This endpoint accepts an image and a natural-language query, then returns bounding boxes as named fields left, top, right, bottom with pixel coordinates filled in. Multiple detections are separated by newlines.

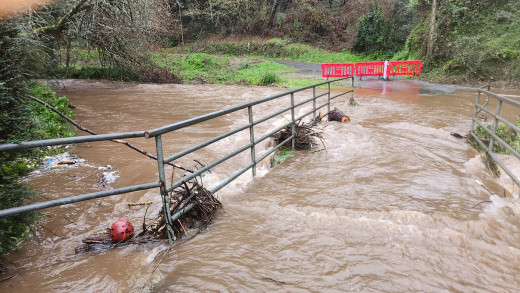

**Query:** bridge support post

left=248, top=106, right=256, bottom=178
left=351, top=77, right=355, bottom=100
left=155, top=135, right=175, bottom=244
left=488, top=100, right=503, bottom=152
left=312, top=86, right=316, bottom=121
left=470, top=91, right=480, bottom=135
left=291, top=93, right=295, bottom=150
left=327, top=82, right=331, bottom=114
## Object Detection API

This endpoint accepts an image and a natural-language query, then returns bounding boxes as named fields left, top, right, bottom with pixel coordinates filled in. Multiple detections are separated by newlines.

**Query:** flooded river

left=1, top=79, right=520, bottom=292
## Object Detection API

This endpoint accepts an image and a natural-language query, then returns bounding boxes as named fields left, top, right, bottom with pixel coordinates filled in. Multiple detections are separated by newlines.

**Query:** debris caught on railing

left=75, top=177, right=221, bottom=253
left=271, top=119, right=325, bottom=151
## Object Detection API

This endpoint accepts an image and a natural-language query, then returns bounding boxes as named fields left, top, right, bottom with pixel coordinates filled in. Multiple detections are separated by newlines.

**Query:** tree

left=353, top=5, right=394, bottom=54
left=426, top=0, right=437, bottom=58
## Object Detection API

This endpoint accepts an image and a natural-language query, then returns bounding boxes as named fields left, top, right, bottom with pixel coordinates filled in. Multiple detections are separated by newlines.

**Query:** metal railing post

left=351, top=77, right=355, bottom=100
left=312, top=86, right=316, bottom=120
left=488, top=100, right=503, bottom=153
left=470, top=91, right=480, bottom=134
left=291, top=93, right=296, bottom=150
left=248, top=106, right=256, bottom=178
left=327, top=81, right=331, bottom=114
left=155, top=135, right=175, bottom=244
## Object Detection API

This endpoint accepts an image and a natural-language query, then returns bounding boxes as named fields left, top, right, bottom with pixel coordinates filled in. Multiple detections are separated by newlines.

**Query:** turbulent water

left=1, top=79, right=520, bottom=292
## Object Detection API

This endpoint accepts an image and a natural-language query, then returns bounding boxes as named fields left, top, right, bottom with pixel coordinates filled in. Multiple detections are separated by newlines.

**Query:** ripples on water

left=1, top=79, right=520, bottom=292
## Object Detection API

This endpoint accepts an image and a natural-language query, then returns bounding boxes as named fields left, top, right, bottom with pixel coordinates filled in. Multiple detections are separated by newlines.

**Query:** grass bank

left=0, top=83, right=76, bottom=253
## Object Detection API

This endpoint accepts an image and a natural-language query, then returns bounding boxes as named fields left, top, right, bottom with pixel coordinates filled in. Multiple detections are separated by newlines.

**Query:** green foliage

left=63, top=67, right=139, bottom=81
left=470, top=119, right=520, bottom=155
left=419, top=0, right=520, bottom=82
left=233, top=61, right=289, bottom=86
left=28, top=84, right=76, bottom=140
left=197, top=38, right=370, bottom=63
left=259, top=73, right=280, bottom=86
left=1, top=20, right=79, bottom=253
left=271, top=148, right=295, bottom=167
left=0, top=183, right=36, bottom=253
left=353, top=6, right=395, bottom=55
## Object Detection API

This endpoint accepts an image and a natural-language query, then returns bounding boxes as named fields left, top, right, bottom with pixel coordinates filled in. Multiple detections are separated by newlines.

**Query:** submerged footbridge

left=0, top=77, right=354, bottom=243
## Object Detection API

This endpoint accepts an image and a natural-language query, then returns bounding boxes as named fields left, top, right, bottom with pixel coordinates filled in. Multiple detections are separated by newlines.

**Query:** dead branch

left=36, top=0, right=90, bottom=36
left=28, top=95, right=194, bottom=173
left=128, top=201, right=153, bottom=207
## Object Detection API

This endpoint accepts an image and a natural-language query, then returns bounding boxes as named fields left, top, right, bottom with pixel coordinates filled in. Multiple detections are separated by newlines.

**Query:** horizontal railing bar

left=294, top=95, right=318, bottom=108
left=0, top=181, right=160, bottom=217
left=330, top=91, right=349, bottom=101
left=295, top=108, right=318, bottom=122
left=255, top=135, right=294, bottom=164
left=253, top=105, right=292, bottom=126
left=164, top=123, right=251, bottom=163
left=210, top=162, right=255, bottom=194
left=473, top=119, right=520, bottom=160
left=315, top=92, right=328, bottom=99
left=254, top=120, right=295, bottom=146
left=0, top=131, right=146, bottom=152
left=166, top=143, right=253, bottom=193
left=478, top=89, right=520, bottom=108
left=475, top=104, right=520, bottom=134
left=316, top=102, right=329, bottom=112
left=146, top=78, right=348, bottom=138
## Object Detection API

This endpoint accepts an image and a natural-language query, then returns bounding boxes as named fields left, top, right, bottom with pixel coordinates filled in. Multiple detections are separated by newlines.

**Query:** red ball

left=110, top=219, right=134, bottom=242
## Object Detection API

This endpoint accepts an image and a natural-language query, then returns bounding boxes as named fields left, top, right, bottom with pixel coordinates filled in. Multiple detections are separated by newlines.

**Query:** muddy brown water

left=1, top=79, right=520, bottom=292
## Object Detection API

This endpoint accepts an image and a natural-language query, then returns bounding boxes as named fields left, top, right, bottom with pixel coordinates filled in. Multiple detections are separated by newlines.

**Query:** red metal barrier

left=387, top=60, right=422, bottom=76
left=321, top=60, right=423, bottom=78
left=354, top=61, right=385, bottom=77
left=321, top=63, right=354, bottom=77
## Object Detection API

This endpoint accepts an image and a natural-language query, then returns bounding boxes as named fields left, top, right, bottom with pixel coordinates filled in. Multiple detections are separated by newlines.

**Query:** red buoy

left=110, top=219, right=134, bottom=242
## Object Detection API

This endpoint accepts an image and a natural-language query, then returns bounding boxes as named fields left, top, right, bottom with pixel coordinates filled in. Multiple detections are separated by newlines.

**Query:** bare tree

left=34, top=0, right=172, bottom=74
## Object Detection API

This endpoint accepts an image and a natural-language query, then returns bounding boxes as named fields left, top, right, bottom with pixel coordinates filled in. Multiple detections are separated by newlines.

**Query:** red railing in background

left=321, top=60, right=423, bottom=78
left=321, top=63, right=354, bottom=77
left=354, top=61, right=385, bottom=77
left=387, top=60, right=422, bottom=76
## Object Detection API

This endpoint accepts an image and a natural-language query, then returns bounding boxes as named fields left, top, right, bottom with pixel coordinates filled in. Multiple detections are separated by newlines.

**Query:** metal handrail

left=0, top=77, right=354, bottom=243
left=470, top=86, right=520, bottom=197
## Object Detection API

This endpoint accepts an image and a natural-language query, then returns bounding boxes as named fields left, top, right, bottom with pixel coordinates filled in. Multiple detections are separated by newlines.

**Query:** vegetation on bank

left=0, top=83, right=75, bottom=253
left=469, top=119, right=520, bottom=155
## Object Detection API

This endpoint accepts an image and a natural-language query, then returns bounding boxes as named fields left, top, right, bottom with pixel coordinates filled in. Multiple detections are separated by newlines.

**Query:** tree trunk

left=269, top=0, right=280, bottom=28
left=427, top=0, right=437, bottom=59
left=328, top=109, right=350, bottom=123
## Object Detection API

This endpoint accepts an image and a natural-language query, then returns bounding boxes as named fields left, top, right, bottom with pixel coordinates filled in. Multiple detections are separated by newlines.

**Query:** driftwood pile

left=75, top=178, right=221, bottom=253
left=271, top=108, right=350, bottom=151
left=150, top=179, right=222, bottom=239
left=272, top=120, right=325, bottom=150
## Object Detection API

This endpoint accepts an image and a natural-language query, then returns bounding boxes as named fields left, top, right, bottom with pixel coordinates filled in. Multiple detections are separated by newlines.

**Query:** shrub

left=353, top=6, right=395, bottom=54
left=259, top=72, right=280, bottom=85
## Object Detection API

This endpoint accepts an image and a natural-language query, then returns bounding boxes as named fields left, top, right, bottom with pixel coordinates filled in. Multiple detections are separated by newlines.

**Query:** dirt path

left=274, top=60, right=322, bottom=76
